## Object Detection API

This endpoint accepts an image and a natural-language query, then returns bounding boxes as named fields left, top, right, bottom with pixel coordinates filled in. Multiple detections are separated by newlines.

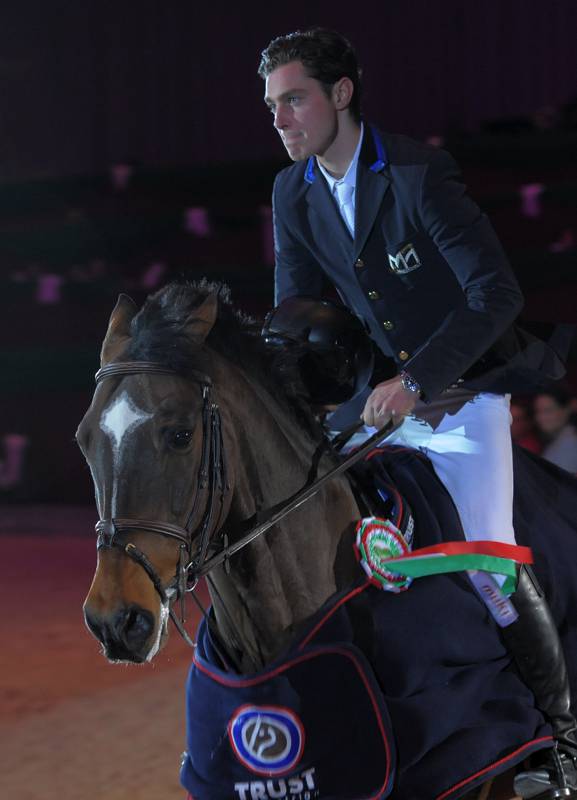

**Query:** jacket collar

left=304, top=125, right=390, bottom=260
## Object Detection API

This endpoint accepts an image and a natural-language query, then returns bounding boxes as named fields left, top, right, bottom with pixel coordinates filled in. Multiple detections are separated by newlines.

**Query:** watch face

left=402, top=374, right=420, bottom=393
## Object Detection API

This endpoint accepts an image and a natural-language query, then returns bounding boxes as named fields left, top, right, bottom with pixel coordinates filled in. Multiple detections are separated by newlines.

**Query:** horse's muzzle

left=84, top=604, right=156, bottom=663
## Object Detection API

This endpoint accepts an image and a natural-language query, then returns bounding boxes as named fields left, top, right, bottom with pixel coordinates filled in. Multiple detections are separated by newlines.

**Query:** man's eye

left=288, top=96, right=299, bottom=105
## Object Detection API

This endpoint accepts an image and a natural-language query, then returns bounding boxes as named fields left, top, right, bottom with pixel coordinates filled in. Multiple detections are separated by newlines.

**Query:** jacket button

left=367, top=290, right=380, bottom=300
left=354, top=258, right=365, bottom=268
left=398, top=350, right=410, bottom=361
left=382, top=320, right=394, bottom=330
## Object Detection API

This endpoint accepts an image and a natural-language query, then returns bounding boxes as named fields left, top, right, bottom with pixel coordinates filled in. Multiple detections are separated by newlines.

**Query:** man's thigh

left=387, top=390, right=516, bottom=544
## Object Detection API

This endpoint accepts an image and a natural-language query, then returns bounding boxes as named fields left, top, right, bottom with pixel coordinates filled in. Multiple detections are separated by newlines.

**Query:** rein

left=93, top=360, right=392, bottom=650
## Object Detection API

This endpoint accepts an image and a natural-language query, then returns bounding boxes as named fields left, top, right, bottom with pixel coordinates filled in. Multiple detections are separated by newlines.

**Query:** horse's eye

left=168, top=429, right=194, bottom=450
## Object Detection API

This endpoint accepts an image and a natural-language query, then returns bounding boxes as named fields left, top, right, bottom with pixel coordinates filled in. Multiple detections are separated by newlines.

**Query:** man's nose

left=274, top=106, right=289, bottom=130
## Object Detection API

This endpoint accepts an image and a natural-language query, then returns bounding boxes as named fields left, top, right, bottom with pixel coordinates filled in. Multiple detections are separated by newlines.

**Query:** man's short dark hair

left=258, top=28, right=363, bottom=123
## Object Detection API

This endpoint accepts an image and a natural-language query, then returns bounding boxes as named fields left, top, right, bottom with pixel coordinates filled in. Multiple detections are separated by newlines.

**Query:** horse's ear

left=185, top=293, right=218, bottom=343
left=100, top=294, right=138, bottom=366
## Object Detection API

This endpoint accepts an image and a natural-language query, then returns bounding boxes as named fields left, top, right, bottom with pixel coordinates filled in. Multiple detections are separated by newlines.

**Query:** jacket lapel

left=353, top=129, right=390, bottom=262
left=305, top=164, right=353, bottom=254
left=303, top=126, right=391, bottom=262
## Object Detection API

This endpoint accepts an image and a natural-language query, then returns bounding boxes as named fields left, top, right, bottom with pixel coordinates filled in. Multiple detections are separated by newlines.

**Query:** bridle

left=94, top=360, right=228, bottom=646
left=93, top=359, right=393, bottom=650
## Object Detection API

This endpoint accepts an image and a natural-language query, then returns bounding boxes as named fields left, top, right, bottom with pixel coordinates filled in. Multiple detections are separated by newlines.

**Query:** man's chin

left=284, top=144, right=311, bottom=162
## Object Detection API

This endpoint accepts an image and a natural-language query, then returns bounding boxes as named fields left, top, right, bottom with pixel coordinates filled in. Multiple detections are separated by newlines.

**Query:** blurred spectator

left=481, top=94, right=577, bottom=135
left=510, top=399, right=541, bottom=454
left=533, top=386, right=577, bottom=474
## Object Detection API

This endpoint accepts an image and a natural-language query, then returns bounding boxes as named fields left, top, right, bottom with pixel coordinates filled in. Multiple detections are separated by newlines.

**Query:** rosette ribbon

left=354, top=517, right=533, bottom=596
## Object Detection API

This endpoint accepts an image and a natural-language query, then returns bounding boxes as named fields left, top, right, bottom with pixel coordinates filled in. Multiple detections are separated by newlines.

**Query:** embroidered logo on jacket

left=229, top=705, right=305, bottom=775
left=388, top=243, right=421, bottom=274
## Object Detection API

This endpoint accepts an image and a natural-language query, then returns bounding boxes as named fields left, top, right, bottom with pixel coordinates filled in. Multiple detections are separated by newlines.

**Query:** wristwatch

left=400, top=370, right=422, bottom=397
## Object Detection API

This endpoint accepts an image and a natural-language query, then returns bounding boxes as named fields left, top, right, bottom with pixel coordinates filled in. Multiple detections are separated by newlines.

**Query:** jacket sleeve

left=273, top=172, right=325, bottom=306
left=403, top=148, right=524, bottom=401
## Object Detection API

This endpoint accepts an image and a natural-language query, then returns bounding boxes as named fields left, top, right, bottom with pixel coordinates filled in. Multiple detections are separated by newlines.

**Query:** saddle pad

left=180, top=618, right=395, bottom=800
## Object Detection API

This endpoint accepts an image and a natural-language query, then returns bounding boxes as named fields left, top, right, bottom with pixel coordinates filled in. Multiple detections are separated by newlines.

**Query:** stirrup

left=514, top=774, right=576, bottom=799
left=514, top=749, right=577, bottom=799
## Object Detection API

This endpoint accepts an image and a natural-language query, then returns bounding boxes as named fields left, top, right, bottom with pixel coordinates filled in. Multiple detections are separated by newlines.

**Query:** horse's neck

left=208, top=371, right=360, bottom=672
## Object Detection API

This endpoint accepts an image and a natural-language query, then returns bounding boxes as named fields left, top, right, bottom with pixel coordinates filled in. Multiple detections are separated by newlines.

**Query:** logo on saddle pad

left=229, top=705, right=305, bottom=775
left=388, top=243, right=421, bottom=274
left=233, top=769, right=318, bottom=800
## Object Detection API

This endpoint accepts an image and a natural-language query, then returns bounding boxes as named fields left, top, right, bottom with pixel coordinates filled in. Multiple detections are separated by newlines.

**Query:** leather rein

left=93, top=359, right=393, bottom=649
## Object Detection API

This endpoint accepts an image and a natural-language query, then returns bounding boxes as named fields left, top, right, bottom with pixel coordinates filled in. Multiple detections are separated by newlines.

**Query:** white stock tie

left=335, top=181, right=355, bottom=236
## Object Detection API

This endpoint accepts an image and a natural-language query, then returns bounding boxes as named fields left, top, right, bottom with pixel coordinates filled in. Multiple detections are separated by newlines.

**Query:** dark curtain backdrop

left=1, top=0, right=576, bottom=180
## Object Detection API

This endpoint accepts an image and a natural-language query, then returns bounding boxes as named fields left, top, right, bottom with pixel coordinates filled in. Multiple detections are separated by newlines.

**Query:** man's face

left=533, top=395, right=571, bottom=437
left=510, top=404, right=531, bottom=439
left=264, top=60, right=338, bottom=161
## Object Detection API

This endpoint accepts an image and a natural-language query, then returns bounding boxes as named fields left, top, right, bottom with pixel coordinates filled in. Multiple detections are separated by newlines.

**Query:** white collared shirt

left=317, top=122, right=364, bottom=237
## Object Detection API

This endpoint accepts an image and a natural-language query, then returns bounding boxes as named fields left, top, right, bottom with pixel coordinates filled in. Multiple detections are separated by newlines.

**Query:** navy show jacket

left=272, top=125, right=564, bottom=401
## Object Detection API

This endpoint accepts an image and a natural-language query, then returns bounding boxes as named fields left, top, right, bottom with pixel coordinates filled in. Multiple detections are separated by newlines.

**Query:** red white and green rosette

left=354, top=518, right=414, bottom=593
left=354, top=517, right=534, bottom=595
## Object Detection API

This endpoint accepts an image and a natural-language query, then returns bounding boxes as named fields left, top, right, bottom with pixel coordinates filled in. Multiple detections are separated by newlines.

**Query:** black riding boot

left=501, top=565, right=577, bottom=799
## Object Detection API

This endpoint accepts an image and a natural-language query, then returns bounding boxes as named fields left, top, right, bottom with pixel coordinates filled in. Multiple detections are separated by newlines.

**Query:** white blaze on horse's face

left=100, top=390, right=153, bottom=512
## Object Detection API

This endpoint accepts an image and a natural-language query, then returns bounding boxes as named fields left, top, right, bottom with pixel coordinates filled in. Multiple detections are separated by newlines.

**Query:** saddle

left=347, top=444, right=423, bottom=549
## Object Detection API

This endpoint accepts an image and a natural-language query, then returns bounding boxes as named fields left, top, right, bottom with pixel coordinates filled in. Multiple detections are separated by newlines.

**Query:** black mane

left=127, top=280, right=324, bottom=440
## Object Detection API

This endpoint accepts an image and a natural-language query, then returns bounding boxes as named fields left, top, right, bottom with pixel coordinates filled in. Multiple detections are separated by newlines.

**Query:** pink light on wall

left=0, top=434, right=29, bottom=490
left=140, top=262, right=167, bottom=290
left=519, top=183, right=545, bottom=218
left=36, top=274, right=63, bottom=304
left=184, top=207, right=212, bottom=237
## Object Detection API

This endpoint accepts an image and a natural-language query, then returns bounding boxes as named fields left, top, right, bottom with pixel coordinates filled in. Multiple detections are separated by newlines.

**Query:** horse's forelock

left=125, top=280, right=239, bottom=371
left=124, top=280, right=323, bottom=440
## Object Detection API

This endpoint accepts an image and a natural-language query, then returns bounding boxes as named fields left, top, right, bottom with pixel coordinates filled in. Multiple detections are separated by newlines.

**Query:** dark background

left=1, top=0, right=577, bottom=178
left=1, top=0, right=576, bottom=504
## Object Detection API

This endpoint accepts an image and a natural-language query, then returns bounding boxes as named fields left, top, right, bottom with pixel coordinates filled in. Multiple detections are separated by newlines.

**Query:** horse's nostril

left=117, top=606, right=155, bottom=647
left=84, top=605, right=156, bottom=660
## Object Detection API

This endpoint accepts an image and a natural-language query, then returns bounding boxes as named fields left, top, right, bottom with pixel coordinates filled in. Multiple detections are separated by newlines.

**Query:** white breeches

left=343, top=389, right=516, bottom=546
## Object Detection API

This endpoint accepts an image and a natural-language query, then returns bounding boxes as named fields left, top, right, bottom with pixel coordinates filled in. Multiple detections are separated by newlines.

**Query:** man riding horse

left=259, top=27, right=576, bottom=797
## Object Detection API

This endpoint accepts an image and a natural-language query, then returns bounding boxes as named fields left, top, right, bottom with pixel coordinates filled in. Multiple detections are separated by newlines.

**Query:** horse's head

left=78, top=286, right=231, bottom=663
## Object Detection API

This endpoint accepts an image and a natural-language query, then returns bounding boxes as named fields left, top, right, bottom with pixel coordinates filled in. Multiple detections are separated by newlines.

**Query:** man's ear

left=184, top=293, right=218, bottom=344
left=100, top=294, right=137, bottom=366
left=333, top=77, right=354, bottom=111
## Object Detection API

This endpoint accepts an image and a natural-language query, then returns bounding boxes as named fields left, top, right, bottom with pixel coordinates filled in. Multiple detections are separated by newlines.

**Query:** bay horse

left=78, top=281, right=577, bottom=800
